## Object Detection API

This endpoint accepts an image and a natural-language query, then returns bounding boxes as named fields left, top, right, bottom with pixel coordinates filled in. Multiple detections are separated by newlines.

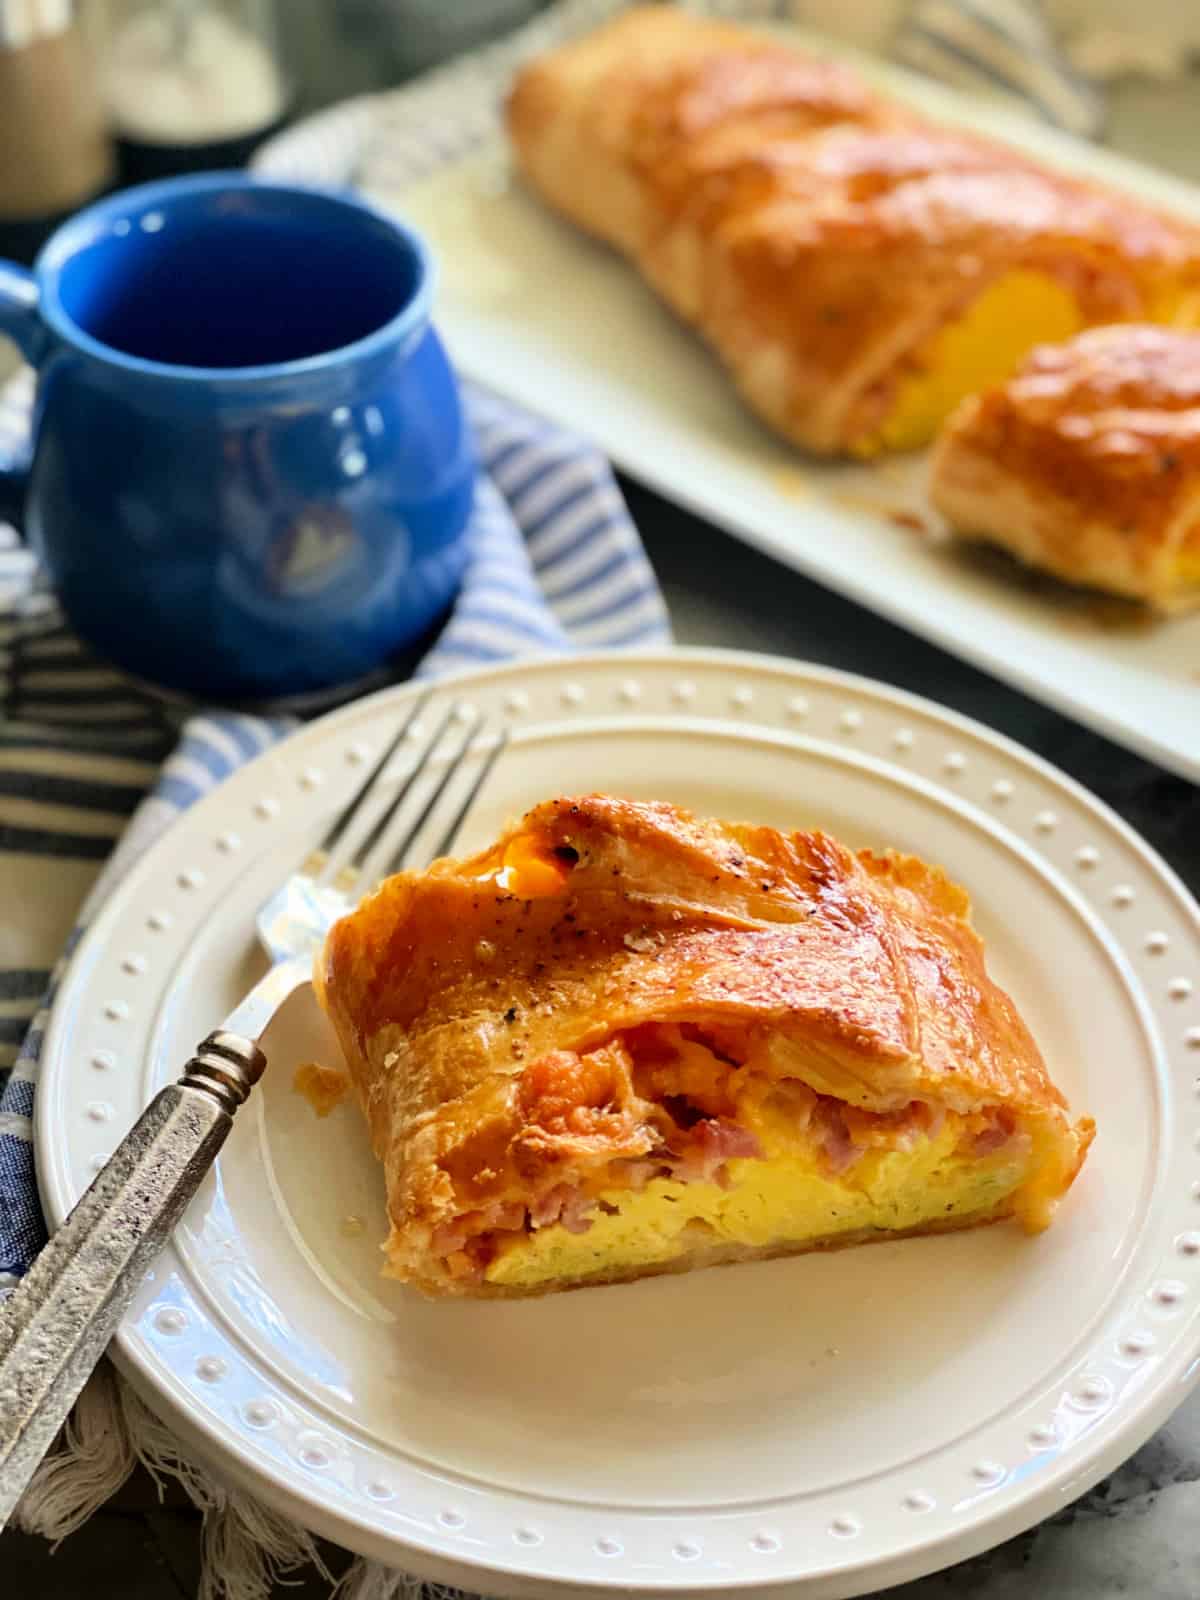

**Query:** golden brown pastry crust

left=930, top=323, right=1200, bottom=610
left=506, top=7, right=1200, bottom=455
left=317, top=795, right=1093, bottom=1297
left=506, top=8, right=883, bottom=258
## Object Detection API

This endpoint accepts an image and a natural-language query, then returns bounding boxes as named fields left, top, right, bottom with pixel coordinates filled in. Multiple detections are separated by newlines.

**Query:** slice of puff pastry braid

left=316, top=795, right=1094, bottom=1298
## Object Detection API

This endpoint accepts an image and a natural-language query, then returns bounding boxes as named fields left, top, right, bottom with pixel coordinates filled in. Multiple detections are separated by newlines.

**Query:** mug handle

left=0, top=261, right=46, bottom=530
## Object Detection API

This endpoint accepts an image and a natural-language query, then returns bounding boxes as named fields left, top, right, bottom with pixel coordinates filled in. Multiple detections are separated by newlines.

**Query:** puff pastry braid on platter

left=507, top=7, right=1200, bottom=457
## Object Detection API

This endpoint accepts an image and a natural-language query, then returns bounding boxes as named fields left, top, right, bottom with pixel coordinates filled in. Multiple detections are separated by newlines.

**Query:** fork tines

left=315, top=691, right=508, bottom=891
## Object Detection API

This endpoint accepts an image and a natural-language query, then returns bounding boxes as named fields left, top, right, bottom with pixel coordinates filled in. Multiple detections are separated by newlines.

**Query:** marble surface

left=888, top=1396, right=1200, bottom=1599
left=5, top=32, right=1200, bottom=1600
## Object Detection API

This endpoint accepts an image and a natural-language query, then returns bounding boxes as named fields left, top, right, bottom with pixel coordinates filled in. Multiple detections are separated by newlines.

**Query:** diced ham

left=972, top=1124, right=1011, bottom=1155
left=444, top=1250, right=478, bottom=1280
left=812, top=1100, right=858, bottom=1173
left=667, top=1117, right=762, bottom=1184
left=842, top=1101, right=932, bottom=1152
left=528, top=1185, right=571, bottom=1228
left=430, top=1218, right=473, bottom=1257
left=431, top=1200, right=525, bottom=1258
left=701, top=1119, right=762, bottom=1161
left=434, top=1080, right=1031, bottom=1280
left=529, top=1183, right=595, bottom=1234
left=559, top=1192, right=596, bottom=1234
left=969, top=1106, right=1018, bottom=1157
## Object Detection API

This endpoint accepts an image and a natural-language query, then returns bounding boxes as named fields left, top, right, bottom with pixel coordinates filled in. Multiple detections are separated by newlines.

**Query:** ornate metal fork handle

left=0, top=1033, right=266, bottom=1529
left=0, top=693, right=504, bottom=1530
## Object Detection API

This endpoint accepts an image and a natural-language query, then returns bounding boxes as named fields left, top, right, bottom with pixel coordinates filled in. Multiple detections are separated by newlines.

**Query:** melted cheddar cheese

left=484, top=837, right=573, bottom=898
left=853, top=271, right=1084, bottom=457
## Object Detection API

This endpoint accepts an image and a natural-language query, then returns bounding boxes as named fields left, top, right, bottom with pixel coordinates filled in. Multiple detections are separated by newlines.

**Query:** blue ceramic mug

left=0, top=174, right=475, bottom=701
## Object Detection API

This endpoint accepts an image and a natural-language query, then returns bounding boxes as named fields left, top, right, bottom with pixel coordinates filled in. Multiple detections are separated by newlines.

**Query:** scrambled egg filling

left=485, top=1105, right=1027, bottom=1289
left=852, top=270, right=1084, bottom=457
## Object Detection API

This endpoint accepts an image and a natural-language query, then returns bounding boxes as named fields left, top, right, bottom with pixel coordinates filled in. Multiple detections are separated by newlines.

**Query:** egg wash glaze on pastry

left=315, top=796, right=1094, bottom=1298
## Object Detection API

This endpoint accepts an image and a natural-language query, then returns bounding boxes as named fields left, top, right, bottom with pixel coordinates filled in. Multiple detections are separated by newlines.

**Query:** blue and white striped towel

left=0, top=373, right=670, bottom=1288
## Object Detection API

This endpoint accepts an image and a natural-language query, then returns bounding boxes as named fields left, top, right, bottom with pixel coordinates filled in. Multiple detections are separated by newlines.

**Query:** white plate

left=36, top=650, right=1200, bottom=1597
left=258, top=7, right=1200, bottom=783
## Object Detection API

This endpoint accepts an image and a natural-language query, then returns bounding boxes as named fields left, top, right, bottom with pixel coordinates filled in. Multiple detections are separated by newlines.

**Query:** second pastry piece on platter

left=931, top=323, right=1200, bottom=611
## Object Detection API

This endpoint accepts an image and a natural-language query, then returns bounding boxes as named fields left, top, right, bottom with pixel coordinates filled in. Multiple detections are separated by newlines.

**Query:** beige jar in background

left=0, top=1, right=113, bottom=262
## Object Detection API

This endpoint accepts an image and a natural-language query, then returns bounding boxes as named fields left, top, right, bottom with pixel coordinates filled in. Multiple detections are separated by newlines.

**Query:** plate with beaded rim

left=36, top=649, right=1200, bottom=1598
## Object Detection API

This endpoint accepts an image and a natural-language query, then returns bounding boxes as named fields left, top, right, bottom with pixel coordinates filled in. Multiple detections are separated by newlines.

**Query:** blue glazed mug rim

left=30, top=171, right=436, bottom=389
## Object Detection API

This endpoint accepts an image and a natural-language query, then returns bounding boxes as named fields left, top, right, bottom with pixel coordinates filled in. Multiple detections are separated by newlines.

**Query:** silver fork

left=0, top=691, right=507, bottom=1529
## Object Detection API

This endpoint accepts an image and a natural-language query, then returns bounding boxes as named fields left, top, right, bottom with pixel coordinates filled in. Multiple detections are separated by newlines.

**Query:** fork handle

left=0, top=1031, right=266, bottom=1531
